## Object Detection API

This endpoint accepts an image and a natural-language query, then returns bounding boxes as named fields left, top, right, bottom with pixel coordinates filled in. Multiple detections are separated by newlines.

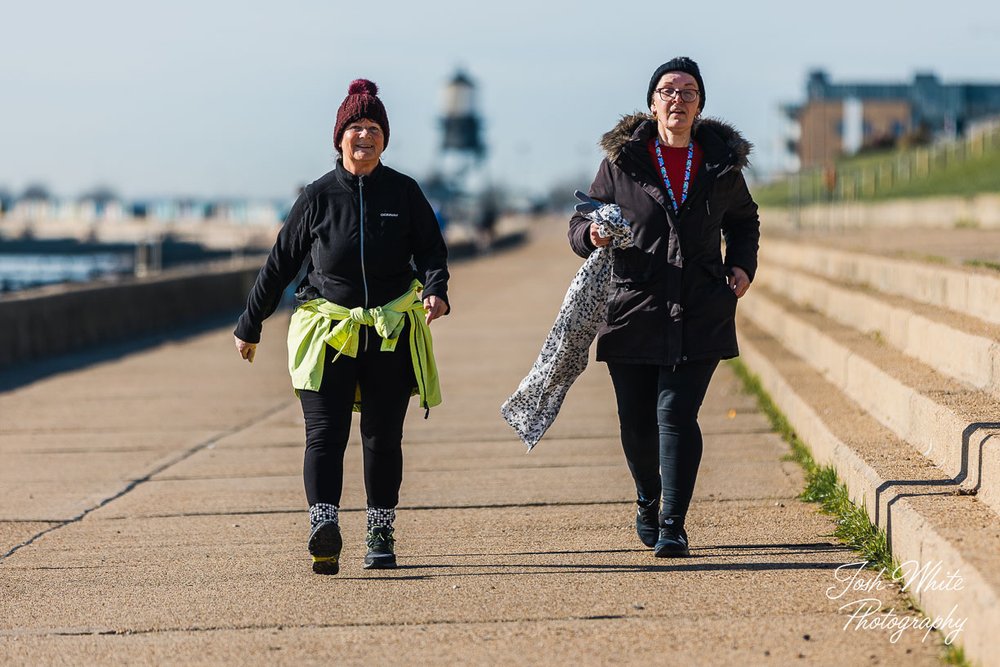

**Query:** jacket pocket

left=713, top=274, right=739, bottom=321
left=612, top=247, right=653, bottom=283
left=689, top=264, right=738, bottom=319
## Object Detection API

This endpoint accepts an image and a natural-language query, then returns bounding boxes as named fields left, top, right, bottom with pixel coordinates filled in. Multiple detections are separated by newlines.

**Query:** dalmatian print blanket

left=501, top=193, right=633, bottom=450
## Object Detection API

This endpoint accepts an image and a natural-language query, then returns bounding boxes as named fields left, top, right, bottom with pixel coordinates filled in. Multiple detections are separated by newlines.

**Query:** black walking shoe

left=308, top=521, right=343, bottom=575
left=364, top=526, right=397, bottom=569
left=635, top=499, right=659, bottom=548
left=653, top=516, right=689, bottom=558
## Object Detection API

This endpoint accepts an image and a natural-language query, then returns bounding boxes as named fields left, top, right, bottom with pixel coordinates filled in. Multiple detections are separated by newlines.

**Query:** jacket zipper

left=359, top=175, right=370, bottom=351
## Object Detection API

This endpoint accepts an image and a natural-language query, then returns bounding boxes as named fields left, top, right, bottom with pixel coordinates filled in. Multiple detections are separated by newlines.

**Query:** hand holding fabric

left=501, top=191, right=632, bottom=449
left=590, top=223, right=611, bottom=247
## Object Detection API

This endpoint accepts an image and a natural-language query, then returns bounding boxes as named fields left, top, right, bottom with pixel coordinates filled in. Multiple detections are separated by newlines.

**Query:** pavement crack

left=0, top=400, right=294, bottom=563
left=1, top=609, right=838, bottom=640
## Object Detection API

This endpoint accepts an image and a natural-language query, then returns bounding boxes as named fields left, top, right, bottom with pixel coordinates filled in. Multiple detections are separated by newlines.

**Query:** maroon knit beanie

left=333, top=79, right=390, bottom=152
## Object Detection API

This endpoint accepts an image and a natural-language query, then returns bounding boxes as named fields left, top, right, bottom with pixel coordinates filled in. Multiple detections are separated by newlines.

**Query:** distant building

left=209, top=199, right=284, bottom=225
left=781, top=69, right=1000, bottom=170
left=13, top=184, right=56, bottom=221
left=4, top=188, right=284, bottom=227
left=78, top=187, right=125, bottom=222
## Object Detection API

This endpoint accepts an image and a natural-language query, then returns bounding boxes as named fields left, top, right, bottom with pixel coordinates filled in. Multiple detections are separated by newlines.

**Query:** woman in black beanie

left=568, top=57, right=760, bottom=557
left=233, top=79, right=450, bottom=574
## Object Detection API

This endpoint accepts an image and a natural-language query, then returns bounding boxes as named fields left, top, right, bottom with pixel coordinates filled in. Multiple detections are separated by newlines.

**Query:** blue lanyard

left=654, top=138, right=694, bottom=213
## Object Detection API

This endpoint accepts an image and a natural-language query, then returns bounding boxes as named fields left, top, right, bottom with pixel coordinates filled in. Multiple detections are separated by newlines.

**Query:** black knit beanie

left=334, top=79, right=390, bottom=152
left=647, top=57, right=705, bottom=111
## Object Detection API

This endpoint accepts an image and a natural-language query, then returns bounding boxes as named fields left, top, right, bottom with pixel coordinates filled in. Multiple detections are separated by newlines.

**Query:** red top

left=646, top=139, right=703, bottom=208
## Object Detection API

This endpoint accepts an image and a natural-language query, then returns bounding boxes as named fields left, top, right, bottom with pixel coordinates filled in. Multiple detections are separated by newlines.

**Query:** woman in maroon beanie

left=568, top=57, right=759, bottom=557
left=233, top=79, right=450, bottom=574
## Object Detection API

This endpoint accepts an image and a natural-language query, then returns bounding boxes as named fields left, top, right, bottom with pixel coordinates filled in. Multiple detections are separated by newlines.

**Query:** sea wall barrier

left=760, top=194, right=1000, bottom=230
left=0, top=258, right=262, bottom=368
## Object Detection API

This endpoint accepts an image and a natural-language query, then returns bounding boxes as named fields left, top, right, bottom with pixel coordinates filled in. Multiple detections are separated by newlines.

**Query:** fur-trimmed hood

left=599, top=113, right=752, bottom=170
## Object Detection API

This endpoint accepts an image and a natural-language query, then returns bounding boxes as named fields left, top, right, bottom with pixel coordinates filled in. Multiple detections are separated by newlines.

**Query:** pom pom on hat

left=334, top=78, right=390, bottom=152
left=348, top=79, right=378, bottom=96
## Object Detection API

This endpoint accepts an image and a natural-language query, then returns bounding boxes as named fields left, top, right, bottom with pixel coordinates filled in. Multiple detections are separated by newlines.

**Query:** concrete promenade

left=0, top=218, right=945, bottom=665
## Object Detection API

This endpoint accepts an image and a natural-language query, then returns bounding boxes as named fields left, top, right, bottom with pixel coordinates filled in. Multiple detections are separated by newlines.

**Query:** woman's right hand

left=234, top=336, right=257, bottom=364
left=590, top=222, right=611, bottom=248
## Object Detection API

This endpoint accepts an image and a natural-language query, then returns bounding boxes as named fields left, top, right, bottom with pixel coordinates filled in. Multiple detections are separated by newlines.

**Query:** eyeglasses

left=655, top=88, right=700, bottom=103
left=345, top=124, right=382, bottom=136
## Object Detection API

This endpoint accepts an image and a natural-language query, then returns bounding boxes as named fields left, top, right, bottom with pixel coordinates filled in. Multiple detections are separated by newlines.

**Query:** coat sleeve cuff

left=234, top=313, right=262, bottom=344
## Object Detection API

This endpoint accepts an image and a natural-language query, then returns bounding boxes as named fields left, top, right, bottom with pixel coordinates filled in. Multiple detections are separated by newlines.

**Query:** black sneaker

left=364, top=526, right=397, bottom=569
left=635, top=498, right=659, bottom=548
left=308, top=521, right=343, bottom=574
left=653, top=516, right=689, bottom=558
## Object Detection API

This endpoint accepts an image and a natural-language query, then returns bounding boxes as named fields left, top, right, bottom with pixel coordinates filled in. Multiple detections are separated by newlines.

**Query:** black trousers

left=607, top=359, right=719, bottom=520
left=299, top=326, right=415, bottom=509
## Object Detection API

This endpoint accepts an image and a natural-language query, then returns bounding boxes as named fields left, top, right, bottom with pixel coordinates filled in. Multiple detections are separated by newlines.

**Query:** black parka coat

left=568, top=115, right=760, bottom=365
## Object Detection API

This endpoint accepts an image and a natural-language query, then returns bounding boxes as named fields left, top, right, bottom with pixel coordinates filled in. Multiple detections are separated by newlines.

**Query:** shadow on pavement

left=0, top=310, right=244, bottom=394
left=327, top=540, right=854, bottom=580
left=335, top=559, right=851, bottom=581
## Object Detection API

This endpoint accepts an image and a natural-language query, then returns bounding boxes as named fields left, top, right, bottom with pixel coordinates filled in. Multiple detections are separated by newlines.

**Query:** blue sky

left=2, top=0, right=999, bottom=200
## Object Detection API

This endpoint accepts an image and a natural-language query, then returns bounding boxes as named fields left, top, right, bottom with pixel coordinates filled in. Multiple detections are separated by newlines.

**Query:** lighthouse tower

left=424, top=69, right=494, bottom=246
left=440, top=69, right=486, bottom=185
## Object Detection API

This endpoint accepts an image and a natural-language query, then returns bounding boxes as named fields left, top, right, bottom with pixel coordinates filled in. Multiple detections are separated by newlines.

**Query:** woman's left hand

left=234, top=335, right=257, bottom=363
left=728, top=266, right=751, bottom=298
left=424, top=295, right=447, bottom=325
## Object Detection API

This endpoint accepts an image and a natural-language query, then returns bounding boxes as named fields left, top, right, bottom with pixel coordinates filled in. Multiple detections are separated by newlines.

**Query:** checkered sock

left=309, top=503, right=339, bottom=530
left=366, top=506, right=396, bottom=530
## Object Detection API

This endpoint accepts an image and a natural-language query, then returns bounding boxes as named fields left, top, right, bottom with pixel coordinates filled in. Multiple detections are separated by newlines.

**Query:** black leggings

left=299, top=326, right=415, bottom=509
left=607, top=359, right=719, bottom=519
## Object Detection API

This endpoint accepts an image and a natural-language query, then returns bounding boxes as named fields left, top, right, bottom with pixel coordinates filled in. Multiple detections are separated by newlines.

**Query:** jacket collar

left=335, top=158, right=385, bottom=190
left=600, top=114, right=752, bottom=173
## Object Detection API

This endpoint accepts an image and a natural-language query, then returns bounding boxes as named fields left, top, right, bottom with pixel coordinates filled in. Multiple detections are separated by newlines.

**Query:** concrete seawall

left=0, top=258, right=263, bottom=368
left=761, top=193, right=1000, bottom=230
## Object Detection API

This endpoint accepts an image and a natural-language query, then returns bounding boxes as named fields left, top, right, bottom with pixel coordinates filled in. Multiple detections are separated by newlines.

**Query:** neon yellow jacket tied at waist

left=286, top=279, right=441, bottom=412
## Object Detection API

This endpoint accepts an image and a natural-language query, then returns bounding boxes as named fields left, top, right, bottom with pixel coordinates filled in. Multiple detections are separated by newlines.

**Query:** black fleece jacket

left=235, top=160, right=449, bottom=344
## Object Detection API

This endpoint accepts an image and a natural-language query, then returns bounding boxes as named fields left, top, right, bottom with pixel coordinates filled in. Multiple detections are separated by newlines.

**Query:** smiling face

left=649, top=71, right=701, bottom=135
left=339, top=118, right=385, bottom=172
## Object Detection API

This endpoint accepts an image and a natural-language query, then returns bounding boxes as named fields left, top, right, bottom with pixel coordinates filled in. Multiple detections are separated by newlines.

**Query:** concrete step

left=738, top=316, right=1000, bottom=666
left=760, top=237, right=1000, bottom=326
left=740, top=286, right=1000, bottom=518
left=754, top=261, right=1000, bottom=401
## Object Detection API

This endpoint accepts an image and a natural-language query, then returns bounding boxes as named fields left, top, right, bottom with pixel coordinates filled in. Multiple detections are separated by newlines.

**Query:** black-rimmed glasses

left=655, top=88, right=700, bottom=103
